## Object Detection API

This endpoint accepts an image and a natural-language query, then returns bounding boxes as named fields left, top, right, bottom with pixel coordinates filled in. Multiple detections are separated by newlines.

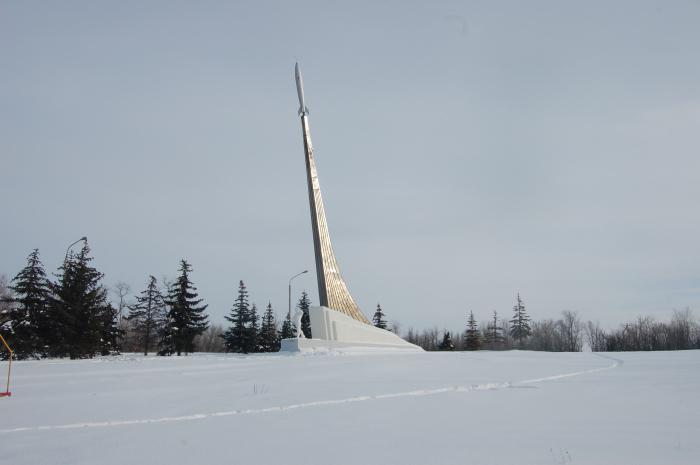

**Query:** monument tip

left=295, top=62, right=309, bottom=116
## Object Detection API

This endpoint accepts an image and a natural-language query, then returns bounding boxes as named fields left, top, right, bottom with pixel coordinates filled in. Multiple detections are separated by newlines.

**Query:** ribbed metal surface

left=301, top=115, right=370, bottom=324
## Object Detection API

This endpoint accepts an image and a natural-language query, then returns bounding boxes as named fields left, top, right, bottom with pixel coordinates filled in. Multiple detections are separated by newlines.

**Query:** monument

left=281, top=63, right=421, bottom=352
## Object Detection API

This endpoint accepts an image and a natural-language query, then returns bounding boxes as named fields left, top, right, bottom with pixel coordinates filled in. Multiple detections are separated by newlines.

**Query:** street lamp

left=65, top=236, right=88, bottom=263
left=288, top=270, right=308, bottom=321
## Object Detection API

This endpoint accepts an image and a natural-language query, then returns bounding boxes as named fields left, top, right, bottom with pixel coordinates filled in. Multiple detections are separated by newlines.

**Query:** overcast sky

left=1, top=0, right=699, bottom=332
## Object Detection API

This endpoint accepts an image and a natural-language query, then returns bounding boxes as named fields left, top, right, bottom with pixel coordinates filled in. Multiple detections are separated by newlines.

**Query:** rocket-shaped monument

left=295, top=62, right=370, bottom=324
left=282, top=63, right=420, bottom=351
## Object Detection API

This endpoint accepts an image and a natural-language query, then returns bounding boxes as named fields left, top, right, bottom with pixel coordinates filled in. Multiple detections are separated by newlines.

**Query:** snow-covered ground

left=1, top=350, right=698, bottom=465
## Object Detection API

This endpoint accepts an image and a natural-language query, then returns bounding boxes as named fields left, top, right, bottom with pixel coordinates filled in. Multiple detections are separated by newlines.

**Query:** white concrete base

left=280, top=337, right=422, bottom=353
left=280, top=306, right=422, bottom=352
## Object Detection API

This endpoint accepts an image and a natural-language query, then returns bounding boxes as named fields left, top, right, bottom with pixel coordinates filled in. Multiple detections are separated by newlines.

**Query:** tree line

left=0, top=247, right=321, bottom=359
left=406, top=295, right=700, bottom=353
left=1, top=246, right=120, bottom=359
left=2, top=247, right=698, bottom=358
left=0, top=246, right=213, bottom=359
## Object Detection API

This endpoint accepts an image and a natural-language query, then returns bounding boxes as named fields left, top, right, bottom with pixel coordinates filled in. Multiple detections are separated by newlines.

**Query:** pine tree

left=279, top=312, right=296, bottom=340
left=297, top=291, right=312, bottom=338
left=244, top=303, right=260, bottom=353
left=7, top=249, right=51, bottom=358
left=222, top=280, right=250, bottom=353
left=157, top=312, right=176, bottom=356
left=49, top=242, right=115, bottom=358
left=127, top=275, right=165, bottom=355
left=438, top=331, right=455, bottom=351
left=99, top=302, right=122, bottom=356
left=372, top=303, right=387, bottom=329
left=464, top=311, right=481, bottom=351
left=510, top=293, right=531, bottom=347
left=485, top=311, right=504, bottom=349
left=259, top=302, right=279, bottom=352
left=164, top=260, right=209, bottom=356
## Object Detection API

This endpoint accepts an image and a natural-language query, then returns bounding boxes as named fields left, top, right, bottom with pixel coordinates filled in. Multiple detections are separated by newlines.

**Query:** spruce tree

left=164, top=260, right=209, bottom=356
left=99, top=302, right=122, bottom=356
left=259, top=302, right=279, bottom=352
left=279, top=312, right=296, bottom=340
left=485, top=311, right=504, bottom=349
left=49, top=242, right=115, bottom=358
left=127, top=275, right=165, bottom=355
left=7, top=249, right=51, bottom=358
left=509, top=293, right=531, bottom=347
left=464, top=311, right=481, bottom=351
left=222, top=280, right=250, bottom=353
left=298, top=291, right=312, bottom=338
left=157, top=312, right=176, bottom=356
left=372, top=303, right=387, bottom=329
left=438, top=331, right=455, bottom=351
left=244, top=303, right=260, bottom=353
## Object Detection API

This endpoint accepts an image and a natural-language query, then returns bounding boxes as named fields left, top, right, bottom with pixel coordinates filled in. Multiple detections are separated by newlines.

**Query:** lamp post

left=64, top=236, right=88, bottom=263
left=288, top=270, right=308, bottom=321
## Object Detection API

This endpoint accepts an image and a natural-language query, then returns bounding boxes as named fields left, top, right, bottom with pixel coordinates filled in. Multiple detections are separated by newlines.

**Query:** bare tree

left=194, top=324, right=226, bottom=352
left=528, top=319, right=560, bottom=351
left=423, top=327, right=440, bottom=351
left=404, top=326, right=440, bottom=351
left=558, top=310, right=583, bottom=352
left=112, top=282, right=131, bottom=328
left=0, top=274, right=13, bottom=326
left=111, top=282, right=133, bottom=351
left=405, top=327, right=416, bottom=345
left=585, top=320, right=607, bottom=352
left=669, top=308, right=695, bottom=350
left=603, top=310, right=699, bottom=351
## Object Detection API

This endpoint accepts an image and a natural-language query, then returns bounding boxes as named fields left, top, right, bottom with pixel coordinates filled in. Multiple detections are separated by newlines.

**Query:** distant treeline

left=405, top=301, right=700, bottom=353
left=2, top=247, right=699, bottom=359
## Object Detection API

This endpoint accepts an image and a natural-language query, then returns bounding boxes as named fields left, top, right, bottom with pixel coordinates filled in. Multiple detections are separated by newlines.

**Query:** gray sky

left=1, top=0, right=699, bottom=332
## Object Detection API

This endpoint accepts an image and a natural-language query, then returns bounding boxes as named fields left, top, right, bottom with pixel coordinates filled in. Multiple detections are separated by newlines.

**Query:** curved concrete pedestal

left=280, top=306, right=422, bottom=352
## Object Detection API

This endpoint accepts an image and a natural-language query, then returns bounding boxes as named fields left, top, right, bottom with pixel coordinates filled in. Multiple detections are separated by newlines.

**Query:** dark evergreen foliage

left=485, top=311, right=505, bottom=348
left=7, top=243, right=698, bottom=357
left=438, top=331, right=455, bottom=351
left=48, top=242, right=119, bottom=358
left=99, top=303, right=122, bottom=356
left=259, top=302, right=279, bottom=352
left=298, top=291, right=312, bottom=338
left=245, top=303, right=260, bottom=353
left=279, top=312, right=296, bottom=340
left=372, top=303, right=387, bottom=329
left=127, top=275, right=165, bottom=355
left=510, top=294, right=532, bottom=347
left=6, top=249, right=51, bottom=358
left=163, top=260, right=209, bottom=356
left=464, top=311, right=481, bottom=351
left=222, top=280, right=251, bottom=353
left=157, top=312, right=176, bottom=356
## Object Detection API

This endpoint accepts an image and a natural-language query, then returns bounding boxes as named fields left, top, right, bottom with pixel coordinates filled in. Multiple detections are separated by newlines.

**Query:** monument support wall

left=281, top=306, right=422, bottom=352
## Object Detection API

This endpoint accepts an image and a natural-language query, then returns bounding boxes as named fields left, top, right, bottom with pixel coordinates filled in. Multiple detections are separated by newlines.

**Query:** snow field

left=1, top=350, right=698, bottom=464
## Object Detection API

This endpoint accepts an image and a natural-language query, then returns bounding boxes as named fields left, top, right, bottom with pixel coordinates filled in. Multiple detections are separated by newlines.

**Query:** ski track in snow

left=0, top=354, right=622, bottom=435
